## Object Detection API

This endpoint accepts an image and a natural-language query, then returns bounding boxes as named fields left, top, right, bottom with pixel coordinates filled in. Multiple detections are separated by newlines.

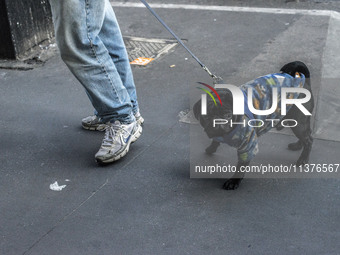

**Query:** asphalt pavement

left=0, top=1, right=339, bottom=254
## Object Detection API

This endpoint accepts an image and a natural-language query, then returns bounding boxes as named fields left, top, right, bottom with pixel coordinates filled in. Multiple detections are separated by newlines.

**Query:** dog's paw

left=205, top=145, right=217, bottom=154
left=205, top=141, right=220, bottom=155
left=296, top=157, right=309, bottom=167
left=288, top=141, right=303, bottom=151
left=222, top=179, right=241, bottom=190
left=276, top=123, right=284, bottom=131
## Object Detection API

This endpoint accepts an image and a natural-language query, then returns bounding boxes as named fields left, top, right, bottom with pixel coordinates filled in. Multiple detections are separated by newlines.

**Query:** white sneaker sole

left=96, top=124, right=143, bottom=164
left=136, top=116, right=144, bottom=126
left=82, top=123, right=107, bottom=131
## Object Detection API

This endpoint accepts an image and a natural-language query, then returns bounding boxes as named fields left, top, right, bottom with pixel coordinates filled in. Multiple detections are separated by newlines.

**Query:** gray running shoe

left=134, top=111, right=145, bottom=126
left=95, top=121, right=142, bottom=164
left=81, top=115, right=107, bottom=131
left=82, top=112, right=144, bottom=131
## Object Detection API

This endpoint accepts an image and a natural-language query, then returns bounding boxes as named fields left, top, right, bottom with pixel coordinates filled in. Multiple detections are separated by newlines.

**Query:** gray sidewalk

left=1, top=2, right=339, bottom=255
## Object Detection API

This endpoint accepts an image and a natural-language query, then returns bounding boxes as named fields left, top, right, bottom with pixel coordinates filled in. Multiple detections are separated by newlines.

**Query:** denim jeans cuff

left=132, top=108, right=140, bottom=115
left=115, top=113, right=135, bottom=124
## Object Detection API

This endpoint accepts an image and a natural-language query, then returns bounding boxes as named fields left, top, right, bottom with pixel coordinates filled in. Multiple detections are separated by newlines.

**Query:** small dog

left=193, top=61, right=314, bottom=190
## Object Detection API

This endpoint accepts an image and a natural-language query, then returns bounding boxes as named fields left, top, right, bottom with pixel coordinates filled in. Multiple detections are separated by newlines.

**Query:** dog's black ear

left=193, top=100, right=201, bottom=120
left=280, top=61, right=310, bottom=78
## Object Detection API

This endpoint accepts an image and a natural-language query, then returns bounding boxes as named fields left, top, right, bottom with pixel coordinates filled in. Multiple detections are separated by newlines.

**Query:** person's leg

left=81, top=0, right=143, bottom=131
left=99, top=0, right=139, bottom=114
left=49, top=0, right=142, bottom=163
left=49, top=0, right=134, bottom=124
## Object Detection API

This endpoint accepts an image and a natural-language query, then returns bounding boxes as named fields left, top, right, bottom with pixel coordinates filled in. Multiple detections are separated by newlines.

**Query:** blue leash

left=139, top=0, right=222, bottom=83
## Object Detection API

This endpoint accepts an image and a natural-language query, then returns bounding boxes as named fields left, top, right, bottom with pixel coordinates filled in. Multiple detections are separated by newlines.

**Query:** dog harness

left=213, top=72, right=306, bottom=163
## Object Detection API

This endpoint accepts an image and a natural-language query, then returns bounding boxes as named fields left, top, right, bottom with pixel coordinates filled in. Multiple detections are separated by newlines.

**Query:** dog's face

left=193, top=90, right=235, bottom=138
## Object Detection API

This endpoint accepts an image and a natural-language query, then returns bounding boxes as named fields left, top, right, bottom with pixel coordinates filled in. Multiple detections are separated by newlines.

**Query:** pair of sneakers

left=82, top=113, right=144, bottom=164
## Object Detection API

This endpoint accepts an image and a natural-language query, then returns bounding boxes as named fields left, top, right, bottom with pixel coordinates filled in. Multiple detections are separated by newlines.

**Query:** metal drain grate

left=123, top=36, right=179, bottom=66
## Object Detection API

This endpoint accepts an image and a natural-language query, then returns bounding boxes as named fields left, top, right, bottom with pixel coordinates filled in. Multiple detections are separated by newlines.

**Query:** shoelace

left=102, top=123, right=131, bottom=147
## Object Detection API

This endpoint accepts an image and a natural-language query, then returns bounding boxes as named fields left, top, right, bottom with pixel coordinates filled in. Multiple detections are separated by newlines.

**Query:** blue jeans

left=49, top=0, right=138, bottom=123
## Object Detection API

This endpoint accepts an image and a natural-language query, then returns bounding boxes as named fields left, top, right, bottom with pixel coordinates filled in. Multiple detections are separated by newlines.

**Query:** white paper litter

left=49, top=181, right=66, bottom=191
left=178, top=109, right=198, bottom=124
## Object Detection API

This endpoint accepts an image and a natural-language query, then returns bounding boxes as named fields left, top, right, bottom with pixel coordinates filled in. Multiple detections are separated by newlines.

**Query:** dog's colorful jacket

left=213, top=72, right=305, bottom=163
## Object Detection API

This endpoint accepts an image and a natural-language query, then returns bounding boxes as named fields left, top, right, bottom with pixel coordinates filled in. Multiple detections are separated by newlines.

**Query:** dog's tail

left=280, top=61, right=310, bottom=79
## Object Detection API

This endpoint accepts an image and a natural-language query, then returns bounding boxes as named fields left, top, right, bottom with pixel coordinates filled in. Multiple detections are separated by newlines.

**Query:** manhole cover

left=123, top=36, right=179, bottom=66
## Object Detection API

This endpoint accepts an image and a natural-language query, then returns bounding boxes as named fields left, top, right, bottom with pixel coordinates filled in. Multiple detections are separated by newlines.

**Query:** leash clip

left=203, top=66, right=223, bottom=84
left=212, top=75, right=223, bottom=84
